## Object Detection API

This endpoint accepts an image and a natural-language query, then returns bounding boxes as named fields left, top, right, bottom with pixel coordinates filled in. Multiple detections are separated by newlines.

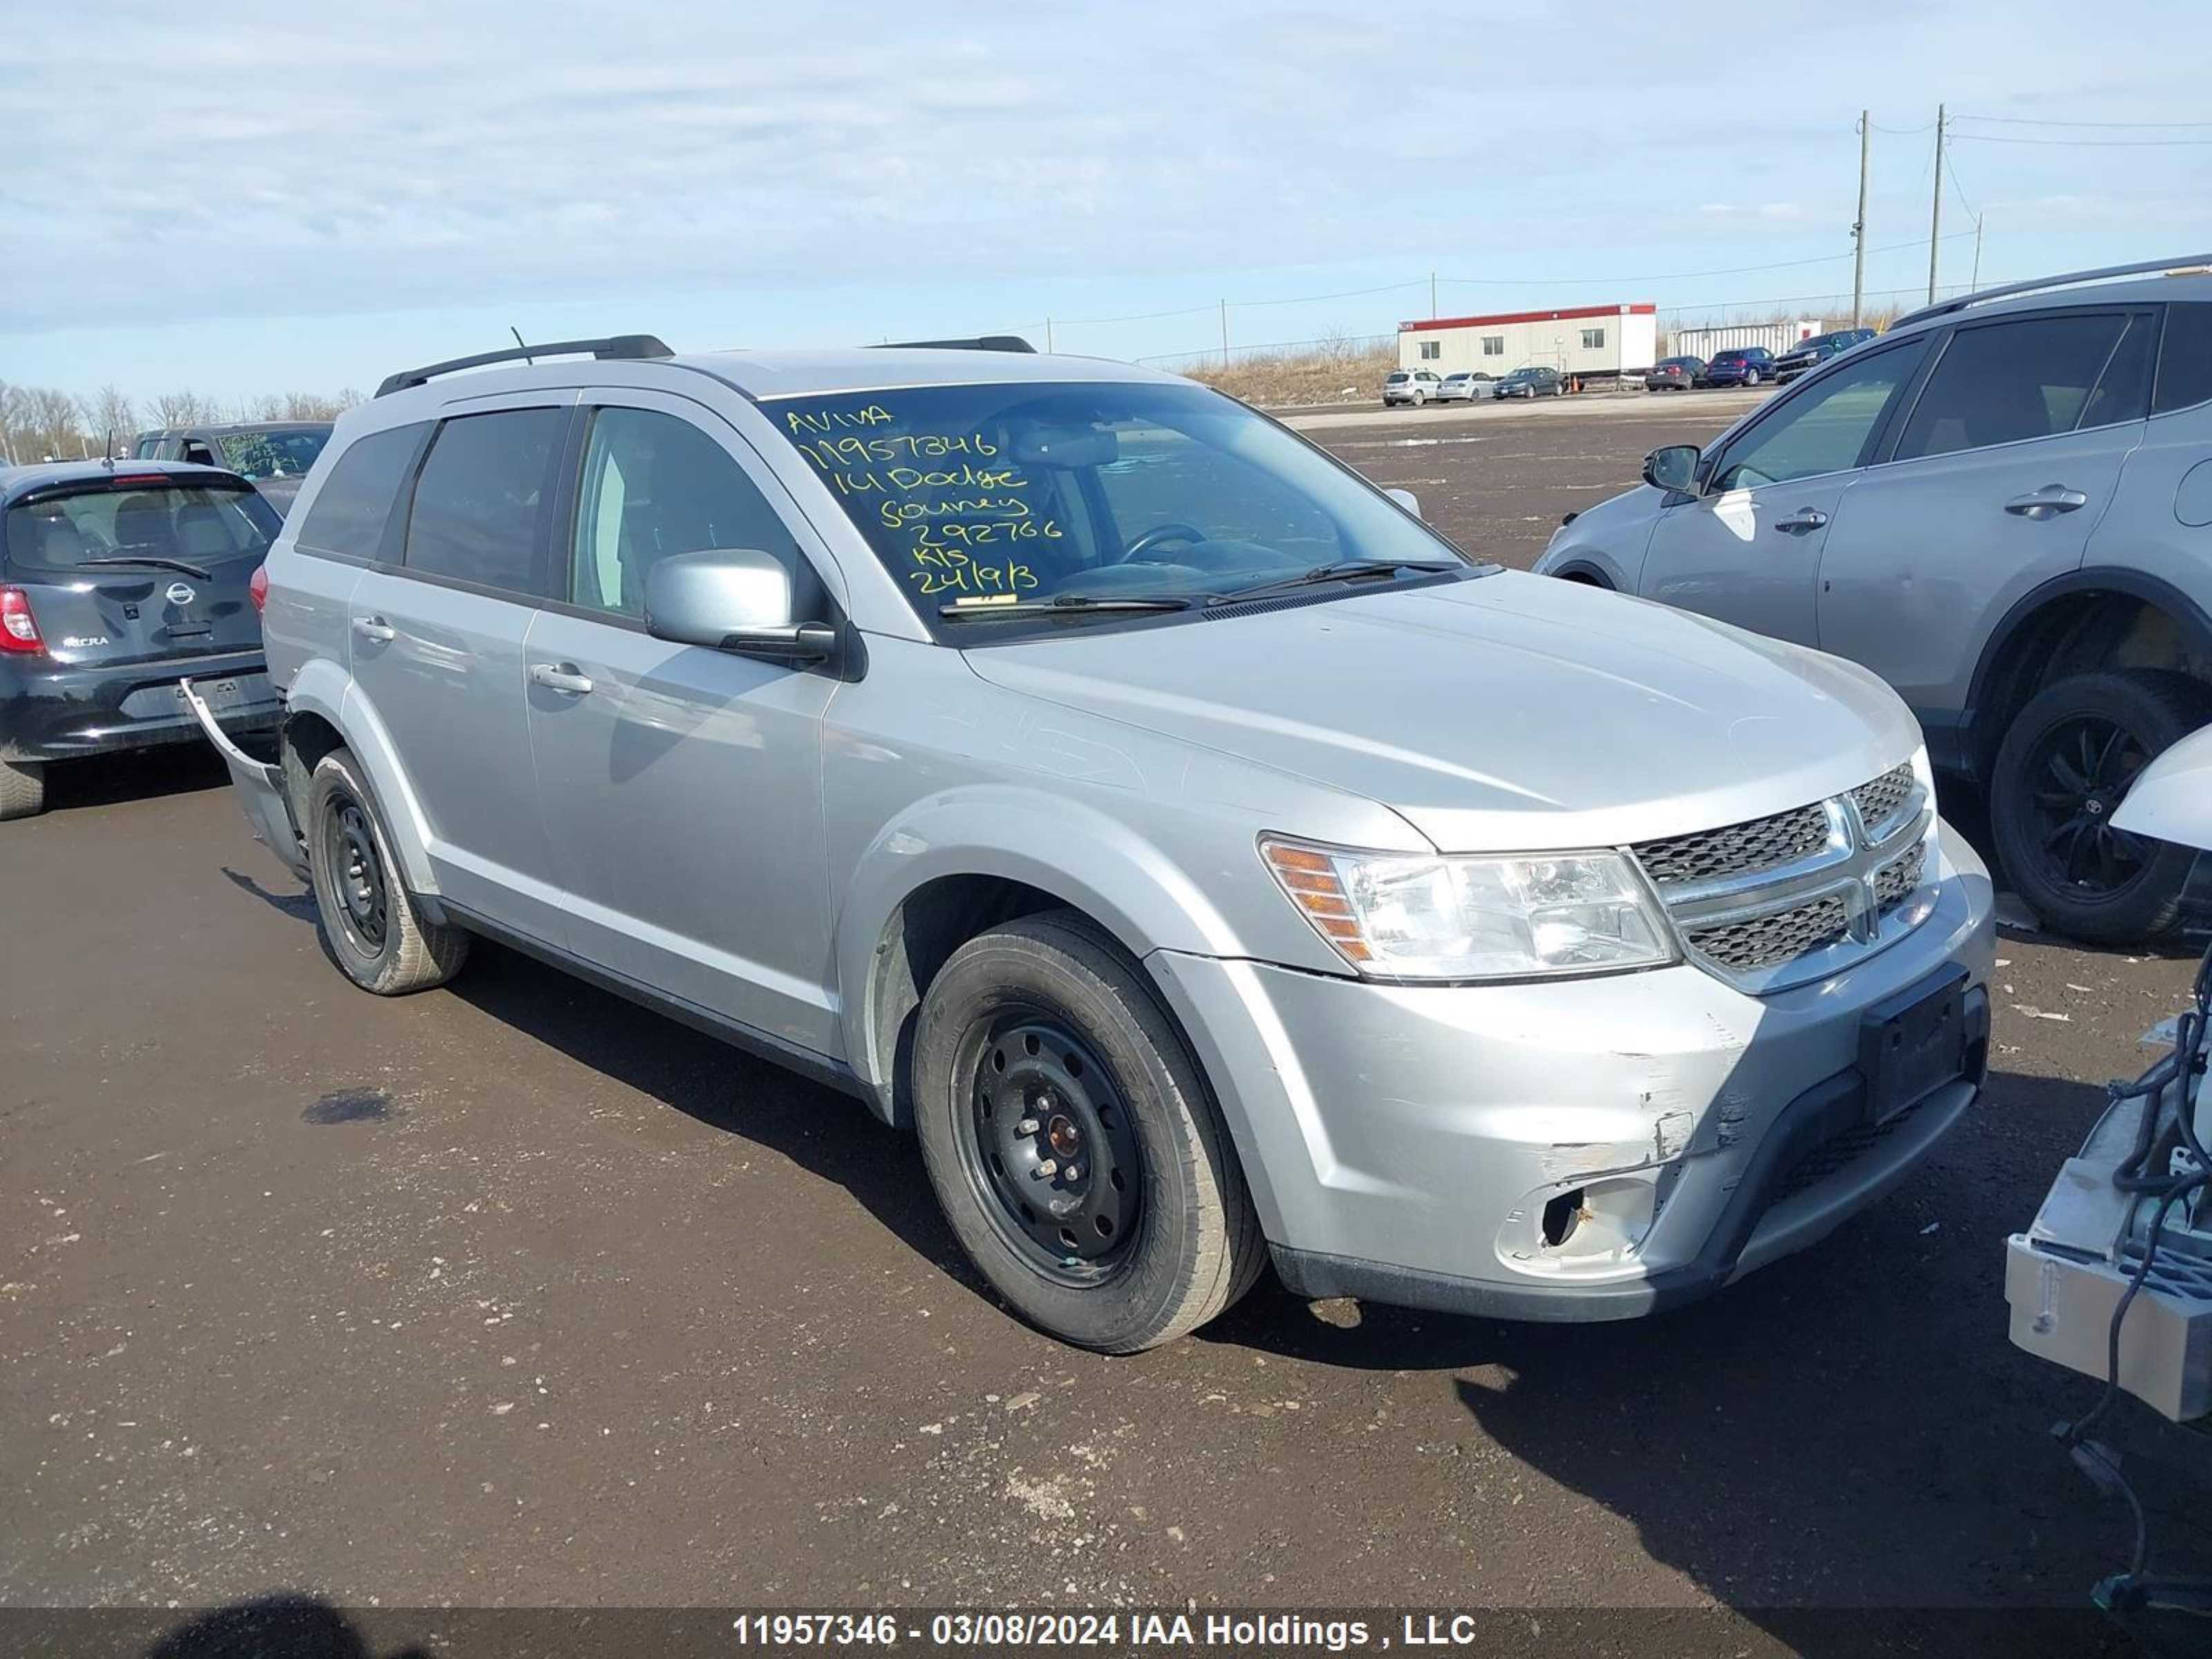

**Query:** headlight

left=1261, top=837, right=1678, bottom=981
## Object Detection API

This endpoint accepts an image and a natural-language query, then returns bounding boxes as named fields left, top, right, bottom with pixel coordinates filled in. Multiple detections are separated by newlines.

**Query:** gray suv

left=198, top=332, right=1994, bottom=1351
left=1539, top=255, right=2212, bottom=944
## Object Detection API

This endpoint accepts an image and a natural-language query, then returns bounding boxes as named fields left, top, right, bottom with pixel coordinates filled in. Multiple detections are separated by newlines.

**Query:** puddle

left=303, top=1088, right=393, bottom=1125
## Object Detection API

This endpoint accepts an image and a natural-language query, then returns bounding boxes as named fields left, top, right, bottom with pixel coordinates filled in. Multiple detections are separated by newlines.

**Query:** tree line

left=0, top=382, right=363, bottom=465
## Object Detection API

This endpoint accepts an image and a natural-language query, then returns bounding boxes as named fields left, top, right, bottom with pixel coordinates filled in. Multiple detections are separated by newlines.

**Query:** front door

left=523, top=393, right=842, bottom=1057
left=346, top=402, right=573, bottom=944
left=1816, top=306, right=2155, bottom=722
left=1638, top=335, right=1931, bottom=648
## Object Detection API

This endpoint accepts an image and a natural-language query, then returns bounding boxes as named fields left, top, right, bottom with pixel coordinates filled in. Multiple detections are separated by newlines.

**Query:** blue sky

left=3, top=0, right=2208, bottom=402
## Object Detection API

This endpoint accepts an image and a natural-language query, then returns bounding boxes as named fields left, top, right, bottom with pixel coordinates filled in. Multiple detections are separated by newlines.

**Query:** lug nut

left=1033, top=1159, right=1058, bottom=1179
left=1015, top=1118, right=1040, bottom=1135
left=1065, top=1164, right=1082, bottom=1183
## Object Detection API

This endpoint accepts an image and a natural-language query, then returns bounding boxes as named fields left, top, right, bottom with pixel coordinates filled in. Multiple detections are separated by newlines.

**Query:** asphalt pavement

left=4, top=393, right=2209, bottom=1641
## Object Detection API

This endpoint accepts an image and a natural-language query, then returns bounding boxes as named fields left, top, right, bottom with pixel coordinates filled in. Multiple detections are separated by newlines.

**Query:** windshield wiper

left=938, top=594, right=1197, bottom=621
left=1208, top=559, right=1461, bottom=606
left=77, top=555, right=214, bottom=581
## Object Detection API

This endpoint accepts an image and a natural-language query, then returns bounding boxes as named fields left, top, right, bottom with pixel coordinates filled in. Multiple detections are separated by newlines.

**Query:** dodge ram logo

left=165, top=581, right=196, bottom=607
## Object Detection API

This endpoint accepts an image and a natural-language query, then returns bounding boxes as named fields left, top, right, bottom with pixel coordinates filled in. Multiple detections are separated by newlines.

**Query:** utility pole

left=1971, top=216, right=1984, bottom=291
left=1044, top=317, right=1053, bottom=353
left=1852, top=110, right=1870, bottom=328
left=1219, top=299, right=1229, bottom=368
left=1430, top=270, right=1437, bottom=319
left=1927, top=104, right=1945, bottom=304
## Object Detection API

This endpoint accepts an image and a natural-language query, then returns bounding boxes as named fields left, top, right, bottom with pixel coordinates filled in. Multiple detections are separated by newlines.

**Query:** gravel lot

left=4, top=391, right=2208, bottom=1642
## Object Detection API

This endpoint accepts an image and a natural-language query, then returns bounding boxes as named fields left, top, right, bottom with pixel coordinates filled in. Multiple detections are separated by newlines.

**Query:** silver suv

left=196, top=332, right=1994, bottom=1351
left=1539, top=255, right=2212, bottom=944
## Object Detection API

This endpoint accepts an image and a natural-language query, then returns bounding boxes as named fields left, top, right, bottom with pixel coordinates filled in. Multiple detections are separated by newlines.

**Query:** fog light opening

left=1541, top=1188, right=1585, bottom=1248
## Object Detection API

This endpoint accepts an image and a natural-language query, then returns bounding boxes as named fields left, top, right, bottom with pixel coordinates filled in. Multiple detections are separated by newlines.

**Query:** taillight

left=248, top=563, right=270, bottom=614
left=0, top=587, right=44, bottom=655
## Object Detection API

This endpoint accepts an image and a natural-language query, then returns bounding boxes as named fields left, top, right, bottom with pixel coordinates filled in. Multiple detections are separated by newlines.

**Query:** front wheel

left=1990, top=670, right=2212, bottom=944
left=306, top=747, right=470, bottom=993
left=912, top=912, right=1262, bottom=1353
left=1744, top=368, right=1761, bottom=386
left=0, top=757, right=47, bottom=821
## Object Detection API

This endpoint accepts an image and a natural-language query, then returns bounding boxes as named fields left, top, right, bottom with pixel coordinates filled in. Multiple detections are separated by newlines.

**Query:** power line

left=1436, top=232, right=1973, bottom=289
left=1951, top=132, right=2212, bottom=147
left=1956, top=113, right=2212, bottom=130
left=1871, top=120, right=1934, bottom=135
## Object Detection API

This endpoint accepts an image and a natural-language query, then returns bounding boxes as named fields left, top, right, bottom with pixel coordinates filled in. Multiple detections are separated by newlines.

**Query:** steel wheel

left=955, top=1009, right=1143, bottom=1286
left=320, top=792, right=390, bottom=957
left=2024, top=713, right=2153, bottom=899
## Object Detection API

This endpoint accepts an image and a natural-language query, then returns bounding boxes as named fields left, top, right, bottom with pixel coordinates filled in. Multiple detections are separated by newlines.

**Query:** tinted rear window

left=1893, top=312, right=2133, bottom=460
left=403, top=408, right=565, bottom=594
left=4, top=482, right=278, bottom=573
left=294, top=423, right=429, bottom=562
left=2155, top=301, right=2212, bottom=415
left=217, top=428, right=329, bottom=482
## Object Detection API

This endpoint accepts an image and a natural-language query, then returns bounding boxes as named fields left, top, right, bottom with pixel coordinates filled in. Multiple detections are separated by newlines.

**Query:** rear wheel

left=912, top=912, right=1262, bottom=1353
left=0, top=758, right=47, bottom=821
left=1990, top=669, right=2212, bottom=944
left=1744, top=367, right=1762, bottom=386
left=306, top=747, right=469, bottom=994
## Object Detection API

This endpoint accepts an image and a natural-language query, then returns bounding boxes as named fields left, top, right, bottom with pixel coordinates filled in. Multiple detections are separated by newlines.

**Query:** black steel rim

left=321, top=793, right=389, bottom=955
left=2024, top=713, right=2154, bottom=899
left=957, top=1009, right=1143, bottom=1285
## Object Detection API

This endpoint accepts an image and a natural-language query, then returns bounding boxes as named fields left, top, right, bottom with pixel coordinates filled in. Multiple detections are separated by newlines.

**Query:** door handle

left=529, top=662, right=594, bottom=695
left=1774, top=508, right=1829, bottom=534
left=2005, top=484, right=2090, bottom=519
left=351, top=616, right=396, bottom=644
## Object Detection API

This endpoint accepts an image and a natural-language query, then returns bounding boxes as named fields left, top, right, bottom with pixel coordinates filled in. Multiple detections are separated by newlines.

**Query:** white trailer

left=1398, top=303, right=1657, bottom=381
left=1667, top=320, right=1824, bottom=361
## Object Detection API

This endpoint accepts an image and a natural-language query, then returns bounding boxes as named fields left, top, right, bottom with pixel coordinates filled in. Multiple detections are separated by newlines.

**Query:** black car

left=132, top=422, right=333, bottom=517
left=1698, top=347, right=1776, bottom=388
left=1493, top=366, right=1565, bottom=400
left=1644, top=356, right=1703, bottom=392
left=1772, top=328, right=1878, bottom=384
left=0, top=460, right=282, bottom=819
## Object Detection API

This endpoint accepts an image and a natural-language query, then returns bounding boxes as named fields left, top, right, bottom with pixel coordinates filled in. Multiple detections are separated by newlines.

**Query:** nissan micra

left=194, top=332, right=1995, bottom=1351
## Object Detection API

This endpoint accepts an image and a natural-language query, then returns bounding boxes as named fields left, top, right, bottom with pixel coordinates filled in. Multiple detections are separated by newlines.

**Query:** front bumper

left=1, top=648, right=278, bottom=762
left=1147, top=823, right=1996, bottom=1322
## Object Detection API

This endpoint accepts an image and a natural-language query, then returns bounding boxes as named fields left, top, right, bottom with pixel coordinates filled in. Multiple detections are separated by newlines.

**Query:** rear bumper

left=0, top=648, right=277, bottom=762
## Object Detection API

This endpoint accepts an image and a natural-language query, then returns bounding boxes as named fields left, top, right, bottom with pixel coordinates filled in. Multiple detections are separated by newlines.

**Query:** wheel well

left=1559, top=570, right=1609, bottom=588
left=867, top=875, right=1114, bottom=1129
left=1974, top=594, right=2211, bottom=774
left=280, top=711, right=345, bottom=826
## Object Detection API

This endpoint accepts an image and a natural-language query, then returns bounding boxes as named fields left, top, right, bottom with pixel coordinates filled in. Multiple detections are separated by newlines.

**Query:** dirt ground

left=4, top=391, right=2208, bottom=1648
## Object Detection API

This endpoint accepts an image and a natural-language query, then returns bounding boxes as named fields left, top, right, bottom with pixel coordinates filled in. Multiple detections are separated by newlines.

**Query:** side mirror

left=645, top=549, right=836, bottom=664
left=1642, top=444, right=1700, bottom=494
left=1384, top=487, right=1423, bottom=520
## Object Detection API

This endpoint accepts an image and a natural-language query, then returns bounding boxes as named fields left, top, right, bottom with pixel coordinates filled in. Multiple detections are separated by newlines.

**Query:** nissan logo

left=165, top=581, right=196, bottom=607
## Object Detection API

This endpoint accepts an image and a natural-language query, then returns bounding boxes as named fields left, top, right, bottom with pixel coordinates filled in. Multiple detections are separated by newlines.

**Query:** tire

left=1744, top=368, right=1761, bottom=387
left=1411, top=391, right=1425, bottom=406
left=305, top=747, right=469, bottom=994
left=912, top=911, right=1262, bottom=1353
left=0, top=758, right=47, bottom=821
left=1989, top=669, right=2212, bottom=945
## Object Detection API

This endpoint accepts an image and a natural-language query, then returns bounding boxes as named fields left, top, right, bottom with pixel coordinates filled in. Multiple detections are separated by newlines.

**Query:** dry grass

left=1183, top=336, right=1397, bottom=407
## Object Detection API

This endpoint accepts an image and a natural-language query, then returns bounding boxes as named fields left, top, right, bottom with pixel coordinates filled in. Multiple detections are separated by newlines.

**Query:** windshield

left=3, top=480, right=279, bottom=572
left=766, top=381, right=1474, bottom=630
left=216, top=428, right=329, bottom=480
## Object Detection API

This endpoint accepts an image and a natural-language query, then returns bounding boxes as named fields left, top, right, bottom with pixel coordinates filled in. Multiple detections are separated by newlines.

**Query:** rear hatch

left=1, top=470, right=274, bottom=669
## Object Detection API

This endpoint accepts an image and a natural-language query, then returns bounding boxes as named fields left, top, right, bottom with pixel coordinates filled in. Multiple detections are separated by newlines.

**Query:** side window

left=568, top=407, right=806, bottom=619
left=2155, top=302, right=2212, bottom=415
left=1891, top=313, right=2132, bottom=461
left=294, top=422, right=429, bottom=561
left=404, top=408, right=565, bottom=594
left=1710, top=339, right=1928, bottom=491
left=2077, top=313, right=2156, bottom=431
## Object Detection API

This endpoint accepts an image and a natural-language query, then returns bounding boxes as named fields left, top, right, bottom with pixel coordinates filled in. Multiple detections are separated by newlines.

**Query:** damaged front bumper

left=180, top=677, right=308, bottom=879
left=1147, top=824, right=1996, bottom=1322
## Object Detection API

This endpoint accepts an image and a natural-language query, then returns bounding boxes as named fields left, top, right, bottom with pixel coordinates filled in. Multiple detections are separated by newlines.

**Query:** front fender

left=284, top=657, right=440, bottom=896
left=834, top=786, right=1259, bottom=1100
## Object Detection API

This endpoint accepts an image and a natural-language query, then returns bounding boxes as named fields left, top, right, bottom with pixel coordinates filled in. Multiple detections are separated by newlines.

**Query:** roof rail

left=375, top=334, right=673, bottom=398
left=1891, top=253, right=2212, bottom=331
left=870, top=335, right=1037, bottom=354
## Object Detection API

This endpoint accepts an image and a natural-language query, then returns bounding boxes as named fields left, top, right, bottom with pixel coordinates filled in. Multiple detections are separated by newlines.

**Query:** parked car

left=1537, top=254, right=2212, bottom=944
left=200, top=331, right=1993, bottom=1353
left=1493, top=366, right=1564, bottom=400
left=1774, top=328, right=1877, bottom=384
left=1698, top=348, right=1775, bottom=388
left=1382, top=368, right=1445, bottom=407
left=1644, top=357, right=1703, bottom=393
left=1, top=460, right=283, bottom=819
left=1437, top=371, right=1494, bottom=403
left=133, top=422, right=335, bottom=516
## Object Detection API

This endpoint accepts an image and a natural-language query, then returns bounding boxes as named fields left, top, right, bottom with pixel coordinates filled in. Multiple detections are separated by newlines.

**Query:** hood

left=962, top=571, right=1920, bottom=852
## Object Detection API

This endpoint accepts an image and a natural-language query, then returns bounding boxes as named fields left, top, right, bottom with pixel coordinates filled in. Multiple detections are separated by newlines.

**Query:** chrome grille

left=1853, top=763, right=1917, bottom=838
left=1632, top=802, right=1830, bottom=888
left=1873, top=840, right=1927, bottom=911
left=1685, top=897, right=1850, bottom=973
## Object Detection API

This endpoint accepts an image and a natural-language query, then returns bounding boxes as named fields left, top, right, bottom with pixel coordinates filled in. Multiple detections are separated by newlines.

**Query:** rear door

left=1815, top=306, right=2155, bottom=721
left=346, top=401, right=575, bottom=944
left=523, top=391, right=843, bottom=1053
left=1636, top=333, right=1931, bottom=645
